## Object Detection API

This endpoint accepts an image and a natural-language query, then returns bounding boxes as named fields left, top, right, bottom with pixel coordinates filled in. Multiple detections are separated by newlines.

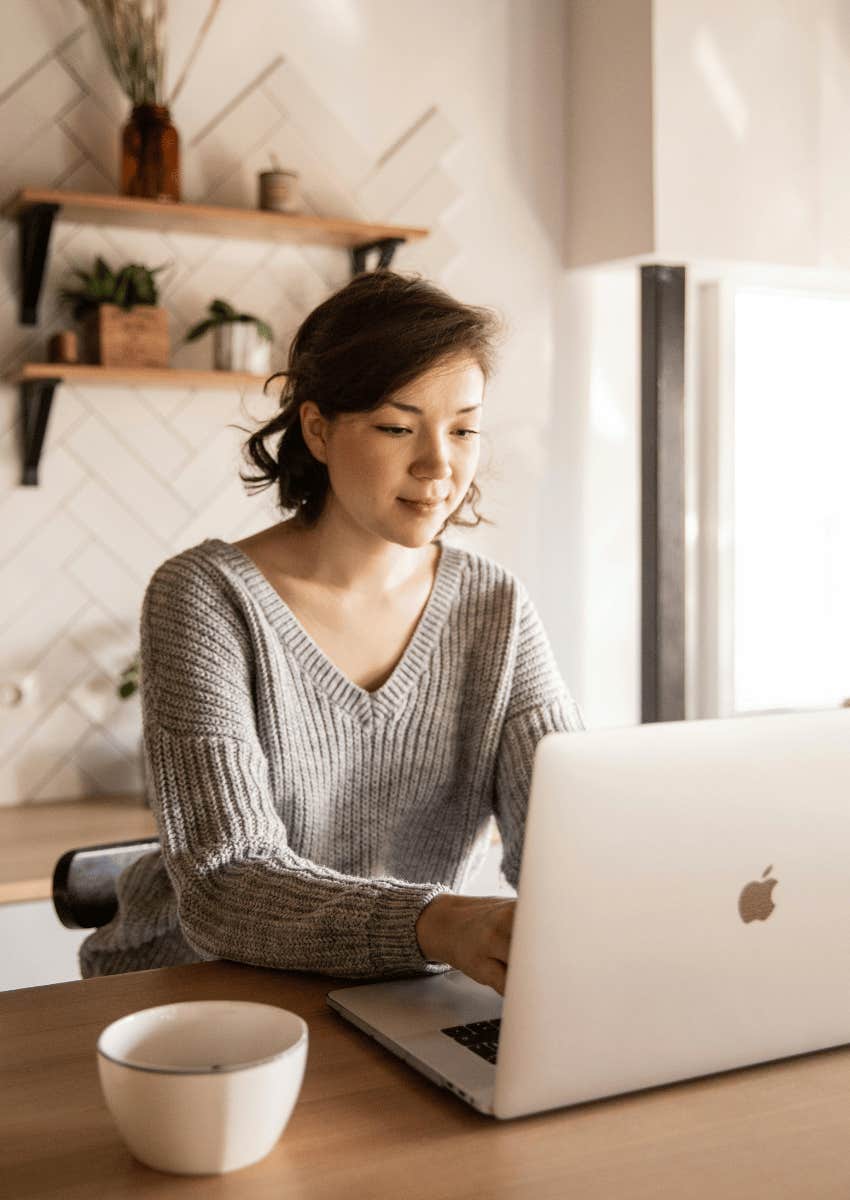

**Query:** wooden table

left=4, top=960, right=850, bottom=1199
left=0, top=797, right=157, bottom=904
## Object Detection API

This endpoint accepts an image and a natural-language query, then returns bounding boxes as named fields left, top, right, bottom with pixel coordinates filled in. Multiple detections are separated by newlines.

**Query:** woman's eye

left=374, top=426, right=480, bottom=438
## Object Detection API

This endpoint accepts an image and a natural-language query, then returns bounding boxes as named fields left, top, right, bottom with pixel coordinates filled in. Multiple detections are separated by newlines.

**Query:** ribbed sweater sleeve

left=140, top=555, right=452, bottom=979
left=494, top=583, right=586, bottom=888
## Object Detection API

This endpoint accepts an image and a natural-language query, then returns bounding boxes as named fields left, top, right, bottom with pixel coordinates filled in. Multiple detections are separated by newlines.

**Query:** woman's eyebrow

left=383, top=401, right=482, bottom=415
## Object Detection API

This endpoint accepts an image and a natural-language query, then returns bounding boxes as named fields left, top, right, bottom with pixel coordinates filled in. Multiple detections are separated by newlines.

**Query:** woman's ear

left=299, top=401, right=329, bottom=464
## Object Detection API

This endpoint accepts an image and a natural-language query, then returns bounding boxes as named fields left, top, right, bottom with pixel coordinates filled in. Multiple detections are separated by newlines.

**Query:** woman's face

left=301, top=353, right=485, bottom=548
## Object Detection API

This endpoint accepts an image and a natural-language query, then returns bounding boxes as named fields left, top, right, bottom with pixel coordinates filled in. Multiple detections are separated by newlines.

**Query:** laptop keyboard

left=441, top=1018, right=502, bottom=1064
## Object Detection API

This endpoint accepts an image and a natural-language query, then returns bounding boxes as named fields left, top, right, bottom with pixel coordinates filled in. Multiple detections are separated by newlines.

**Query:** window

left=697, top=283, right=850, bottom=717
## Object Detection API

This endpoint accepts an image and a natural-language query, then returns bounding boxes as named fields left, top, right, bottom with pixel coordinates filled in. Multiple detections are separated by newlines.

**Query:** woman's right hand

left=415, top=893, right=516, bottom=996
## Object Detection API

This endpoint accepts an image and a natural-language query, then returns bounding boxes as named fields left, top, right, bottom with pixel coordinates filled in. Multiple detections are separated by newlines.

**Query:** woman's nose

left=411, top=454, right=451, bottom=481
left=411, top=437, right=452, bottom=480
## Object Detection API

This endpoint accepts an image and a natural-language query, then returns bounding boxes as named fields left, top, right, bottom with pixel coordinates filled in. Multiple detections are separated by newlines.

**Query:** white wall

left=0, top=0, right=577, bottom=805
left=541, top=265, right=641, bottom=730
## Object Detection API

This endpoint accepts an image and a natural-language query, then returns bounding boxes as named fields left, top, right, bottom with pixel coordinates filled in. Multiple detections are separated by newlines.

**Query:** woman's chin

left=383, top=519, right=441, bottom=549
left=394, top=530, right=436, bottom=549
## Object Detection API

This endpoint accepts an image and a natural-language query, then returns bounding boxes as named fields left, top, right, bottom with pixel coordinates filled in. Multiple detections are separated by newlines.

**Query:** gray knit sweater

left=78, top=536, right=585, bottom=980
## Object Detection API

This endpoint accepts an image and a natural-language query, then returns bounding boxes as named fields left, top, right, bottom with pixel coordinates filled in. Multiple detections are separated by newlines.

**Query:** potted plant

left=117, top=654, right=140, bottom=700
left=116, top=652, right=150, bottom=807
left=184, top=298, right=273, bottom=373
left=60, top=255, right=171, bottom=368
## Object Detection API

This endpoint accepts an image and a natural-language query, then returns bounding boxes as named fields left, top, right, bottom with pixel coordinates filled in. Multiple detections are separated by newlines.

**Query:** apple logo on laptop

left=738, top=865, right=777, bottom=924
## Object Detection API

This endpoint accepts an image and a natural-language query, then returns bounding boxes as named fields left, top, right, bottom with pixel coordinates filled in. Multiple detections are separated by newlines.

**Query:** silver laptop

left=327, top=709, right=850, bottom=1119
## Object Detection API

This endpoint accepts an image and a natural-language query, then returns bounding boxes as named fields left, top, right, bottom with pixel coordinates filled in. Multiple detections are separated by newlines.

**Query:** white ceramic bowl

left=97, top=1000, right=308, bottom=1175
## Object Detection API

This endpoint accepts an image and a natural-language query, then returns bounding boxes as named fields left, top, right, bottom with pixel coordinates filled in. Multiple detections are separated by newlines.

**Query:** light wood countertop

left=0, top=796, right=157, bottom=904
left=4, top=960, right=850, bottom=1198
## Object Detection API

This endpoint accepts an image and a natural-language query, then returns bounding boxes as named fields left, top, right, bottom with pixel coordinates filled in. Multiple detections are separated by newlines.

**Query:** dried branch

left=79, top=0, right=168, bottom=106
left=166, top=0, right=221, bottom=109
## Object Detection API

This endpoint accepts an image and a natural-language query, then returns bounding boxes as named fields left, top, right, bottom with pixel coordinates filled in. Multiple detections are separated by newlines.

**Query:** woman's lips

left=398, top=498, right=445, bottom=512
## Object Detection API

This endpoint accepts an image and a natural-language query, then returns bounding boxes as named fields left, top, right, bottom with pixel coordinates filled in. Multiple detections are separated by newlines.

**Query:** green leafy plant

left=60, top=256, right=169, bottom=320
left=117, top=653, right=141, bottom=700
left=183, top=298, right=273, bottom=344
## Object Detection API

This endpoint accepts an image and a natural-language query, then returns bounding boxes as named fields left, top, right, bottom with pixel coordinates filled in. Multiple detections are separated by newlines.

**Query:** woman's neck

left=267, top=509, right=439, bottom=600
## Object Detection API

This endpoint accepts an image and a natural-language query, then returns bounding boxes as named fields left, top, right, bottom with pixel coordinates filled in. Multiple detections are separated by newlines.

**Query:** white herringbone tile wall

left=0, top=0, right=569, bottom=805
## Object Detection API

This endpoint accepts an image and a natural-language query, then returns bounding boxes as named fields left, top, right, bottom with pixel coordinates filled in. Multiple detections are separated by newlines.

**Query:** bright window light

left=733, top=288, right=850, bottom=712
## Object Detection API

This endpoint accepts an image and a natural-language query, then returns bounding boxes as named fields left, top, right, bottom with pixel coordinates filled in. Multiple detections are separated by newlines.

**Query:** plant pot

left=213, top=323, right=271, bottom=374
left=121, top=104, right=180, bottom=201
left=258, top=170, right=300, bottom=212
left=83, top=304, right=170, bottom=368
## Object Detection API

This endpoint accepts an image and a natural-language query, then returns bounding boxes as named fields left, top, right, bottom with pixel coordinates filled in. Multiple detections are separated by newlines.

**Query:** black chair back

left=52, top=838, right=160, bottom=930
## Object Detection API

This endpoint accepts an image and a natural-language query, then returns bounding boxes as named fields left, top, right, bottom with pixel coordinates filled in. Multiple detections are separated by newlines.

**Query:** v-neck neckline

left=202, top=536, right=464, bottom=723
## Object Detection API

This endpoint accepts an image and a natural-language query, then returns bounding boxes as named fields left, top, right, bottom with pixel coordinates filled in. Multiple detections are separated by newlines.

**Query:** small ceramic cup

left=97, top=1000, right=308, bottom=1175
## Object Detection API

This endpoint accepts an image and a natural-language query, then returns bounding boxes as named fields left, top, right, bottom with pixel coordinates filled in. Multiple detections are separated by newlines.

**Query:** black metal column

left=640, top=265, right=686, bottom=723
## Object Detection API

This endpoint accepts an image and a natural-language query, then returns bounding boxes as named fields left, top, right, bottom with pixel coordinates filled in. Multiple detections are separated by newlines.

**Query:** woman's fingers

left=488, top=905, right=515, bottom=961
left=435, top=895, right=516, bottom=995
left=484, top=957, right=507, bottom=996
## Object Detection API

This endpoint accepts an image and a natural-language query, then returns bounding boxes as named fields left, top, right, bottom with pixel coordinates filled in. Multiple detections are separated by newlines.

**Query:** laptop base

left=327, top=970, right=501, bottom=1115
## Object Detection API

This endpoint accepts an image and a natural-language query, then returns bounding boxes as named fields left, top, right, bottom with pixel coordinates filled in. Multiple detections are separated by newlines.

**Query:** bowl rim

left=97, top=999, right=308, bottom=1076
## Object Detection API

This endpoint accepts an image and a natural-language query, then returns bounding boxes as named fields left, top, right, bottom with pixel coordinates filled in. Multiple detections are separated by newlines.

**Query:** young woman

left=79, top=270, right=585, bottom=995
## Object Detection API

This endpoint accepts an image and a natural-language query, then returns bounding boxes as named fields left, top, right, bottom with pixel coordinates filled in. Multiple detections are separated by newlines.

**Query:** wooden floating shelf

left=15, top=363, right=278, bottom=487
left=17, top=362, right=274, bottom=391
left=7, top=187, right=431, bottom=485
left=3, top=188, right=428, bottom=249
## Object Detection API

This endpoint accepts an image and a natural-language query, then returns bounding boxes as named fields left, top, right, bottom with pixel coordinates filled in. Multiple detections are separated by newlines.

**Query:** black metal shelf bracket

left=20, top=377, right=61, bottom=486
left=19, top=202, right=60, bottom=325
left=350, top=237, right=405, bottom=276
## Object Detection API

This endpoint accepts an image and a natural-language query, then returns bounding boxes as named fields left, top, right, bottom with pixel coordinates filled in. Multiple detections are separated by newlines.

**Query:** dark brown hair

left=235, top=269, right=505, bottom=532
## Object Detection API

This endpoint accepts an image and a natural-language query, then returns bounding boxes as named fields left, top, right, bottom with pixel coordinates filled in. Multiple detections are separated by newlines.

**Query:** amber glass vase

left=121, top=104, right=180, bottom=202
